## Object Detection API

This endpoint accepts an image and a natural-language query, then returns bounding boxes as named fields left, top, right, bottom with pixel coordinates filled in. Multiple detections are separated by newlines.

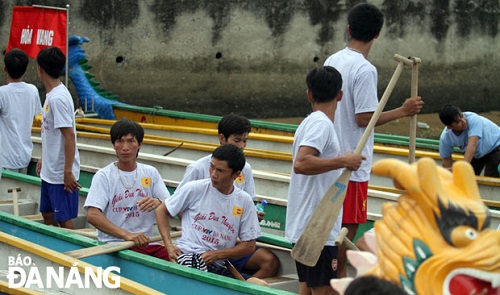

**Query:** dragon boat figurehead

left=332, top=157, right=500, bottom=295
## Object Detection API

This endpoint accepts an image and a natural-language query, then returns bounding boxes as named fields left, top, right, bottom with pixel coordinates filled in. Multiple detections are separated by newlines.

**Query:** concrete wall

left=1, top=0, right=499, bottom=118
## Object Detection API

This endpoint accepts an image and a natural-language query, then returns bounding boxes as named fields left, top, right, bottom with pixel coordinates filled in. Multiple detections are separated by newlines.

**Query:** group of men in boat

left=1, top=2, right=499, bottom=295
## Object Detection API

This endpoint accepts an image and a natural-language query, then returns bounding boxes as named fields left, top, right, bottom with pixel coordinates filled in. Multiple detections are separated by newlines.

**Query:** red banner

left=6, top=6, right=67, bottom=58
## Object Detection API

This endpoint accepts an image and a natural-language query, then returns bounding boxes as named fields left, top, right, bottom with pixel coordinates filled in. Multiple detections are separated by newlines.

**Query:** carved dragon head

left=332, top=158, right=500, bottom=295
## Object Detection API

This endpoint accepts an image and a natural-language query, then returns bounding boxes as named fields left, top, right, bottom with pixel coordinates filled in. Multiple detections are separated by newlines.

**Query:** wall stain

left=305, top=0, right=343, bottom=46
left=455, top=0, right=500, bottom=38
left=80, top=0, right=140, bottom=45
left=382, top=0, right=426, bottom=38
left=244, top=0, right=295, bottom=38
left=0, top=0, right=5, bottom=30
left=430, top=0, right=451, bottom=41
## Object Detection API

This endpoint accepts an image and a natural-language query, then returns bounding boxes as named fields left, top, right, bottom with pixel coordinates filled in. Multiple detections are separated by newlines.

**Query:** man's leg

left=338, top=223, right=359, bottom=277
left=242, top=248, right=280, bottom=278
left=41, top=212, right=56, bottom=226
left=295, top=245, right=339, bottom=295
left=338, top=181, right=368, bottom=278
left=58, top=219, right=75, bottom=229
left=483, top=147, right=500, bottom=177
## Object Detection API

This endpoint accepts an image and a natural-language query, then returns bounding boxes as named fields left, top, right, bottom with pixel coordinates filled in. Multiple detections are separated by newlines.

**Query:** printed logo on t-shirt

left=232, top=206, right=243, bottom=217
left=44, top=102, right=50, bottom=112
left=235, top=173, right=245, bottom=185
left=141, top=177, right=151, bottom=187
left=331, top=259, right=338, bottom=271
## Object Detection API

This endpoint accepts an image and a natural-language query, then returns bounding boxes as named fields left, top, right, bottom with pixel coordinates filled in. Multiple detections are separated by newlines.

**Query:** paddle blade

left=291, top=170, right=352, bottom=266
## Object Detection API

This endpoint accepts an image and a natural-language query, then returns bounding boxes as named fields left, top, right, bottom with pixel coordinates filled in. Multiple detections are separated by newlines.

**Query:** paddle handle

left=353, top=54, right=409, bottom=155
left=408, top=57, right=421, bottom=163
left=225, top=259, right=245, bottom=281
left=291, top=55, right=409, bottom=267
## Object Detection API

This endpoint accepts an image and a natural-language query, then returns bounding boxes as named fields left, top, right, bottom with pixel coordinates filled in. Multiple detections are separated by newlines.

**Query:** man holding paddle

left=84, top=118, right=171, bottom=260
left=324, top=3, right=424, bottom=277
left=285, top=66, right=365, bottom=295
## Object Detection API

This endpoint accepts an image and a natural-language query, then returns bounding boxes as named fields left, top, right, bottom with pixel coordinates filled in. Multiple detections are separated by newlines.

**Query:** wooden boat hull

left=0, top=228, right=161, bottom=294
left=69, top=118, right=500, bottom=203
left=0, top=171, right=298, bottom=294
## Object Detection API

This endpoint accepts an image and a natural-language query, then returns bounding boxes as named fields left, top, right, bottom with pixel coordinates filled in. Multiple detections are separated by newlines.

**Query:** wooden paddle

left=290, top=54, right=413, bottom=267
left=225, top=259, right=246, bottom=281
left=163, top=142, right=184, bottom=156
left=408, top=57, right=421, bottom=163
left=65, top=232, right=181, bottom=259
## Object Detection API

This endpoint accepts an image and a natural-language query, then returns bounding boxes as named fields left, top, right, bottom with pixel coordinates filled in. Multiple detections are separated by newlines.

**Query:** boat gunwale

left=0, top=211, right=296, bottom=295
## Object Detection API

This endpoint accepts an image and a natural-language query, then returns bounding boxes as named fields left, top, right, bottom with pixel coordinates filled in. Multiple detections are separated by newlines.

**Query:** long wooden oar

left=290, top=54, right=413, bottom=267
left=408, top=57, right=421, bottom=163
left=225, top=259, right=246, bottom=281
left=65, top=232, right=181, bottom=259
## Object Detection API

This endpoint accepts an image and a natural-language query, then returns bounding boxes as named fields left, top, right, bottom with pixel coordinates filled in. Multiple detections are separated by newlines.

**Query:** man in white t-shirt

left=286, top=66, right=365, bottom=294
left=323, top=3, right=424, bottom=277
left=36, top=47, right=81, bottom=229
left=177, top=113, right=279, bottom=278
left=84, top=119, right=171, bottom=259
left=156, top=144, right=266, bottom=284
left=0, top=48, right=42, bottom=179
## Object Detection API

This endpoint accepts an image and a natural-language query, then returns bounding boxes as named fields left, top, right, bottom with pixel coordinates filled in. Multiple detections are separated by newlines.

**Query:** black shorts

left=208, top=263, right=251, bottom=280
left=294, top=245, right=338, bottom=288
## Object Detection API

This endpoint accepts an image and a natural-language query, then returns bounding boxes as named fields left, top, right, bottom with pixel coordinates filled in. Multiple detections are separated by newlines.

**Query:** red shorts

left=129, top=244, right=170, bottom=261
left=342, top=181, right=368, bottom=224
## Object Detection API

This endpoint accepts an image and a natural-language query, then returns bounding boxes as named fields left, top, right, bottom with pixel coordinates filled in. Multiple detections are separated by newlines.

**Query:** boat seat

left=20, top=213, right=89, bottom=229
left=263, top=275, right=299, bottom=293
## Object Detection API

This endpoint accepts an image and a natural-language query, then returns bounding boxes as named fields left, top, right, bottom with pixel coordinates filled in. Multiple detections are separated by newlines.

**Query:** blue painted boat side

left=0, top=212, right=296, bottom=295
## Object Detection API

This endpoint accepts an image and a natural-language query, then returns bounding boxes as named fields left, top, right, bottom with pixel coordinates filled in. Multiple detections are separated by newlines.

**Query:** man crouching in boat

left=84, top=118, right=171, bottom=260
left=156, top=144, right=268, bottom=286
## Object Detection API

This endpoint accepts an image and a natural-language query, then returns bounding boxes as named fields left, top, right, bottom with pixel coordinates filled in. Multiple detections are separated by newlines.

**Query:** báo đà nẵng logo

left=6, top=254, right=121, bottom=289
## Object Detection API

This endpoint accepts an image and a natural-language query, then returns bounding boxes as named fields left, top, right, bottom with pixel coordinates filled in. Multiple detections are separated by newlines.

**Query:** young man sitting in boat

left=84, top=118, right=171, bottom=259
left=176, top=113, right=280, bottom=279
left=156, top=144, right=268, bottom=286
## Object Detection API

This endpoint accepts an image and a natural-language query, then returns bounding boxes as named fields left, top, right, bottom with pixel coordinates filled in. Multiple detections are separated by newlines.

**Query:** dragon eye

left=450, top=226, right=478, bottom=247
left=464, top=229, right=477, bottom=240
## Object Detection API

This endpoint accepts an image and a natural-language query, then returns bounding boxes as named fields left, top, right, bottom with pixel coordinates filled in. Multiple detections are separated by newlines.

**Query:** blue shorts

left=40, top=180, right=79, bottom=222
left=294, top=245, right=338, bottom=288
left=228, top=246, right=259, bottom=271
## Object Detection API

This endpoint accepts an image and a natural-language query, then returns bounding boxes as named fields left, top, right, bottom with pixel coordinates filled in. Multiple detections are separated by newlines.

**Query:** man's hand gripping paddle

left=290, top=54, right=413, bottom=266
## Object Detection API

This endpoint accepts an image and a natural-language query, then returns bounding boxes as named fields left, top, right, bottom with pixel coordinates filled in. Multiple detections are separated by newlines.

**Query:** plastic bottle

left=255, top=200, right=268, bottom=212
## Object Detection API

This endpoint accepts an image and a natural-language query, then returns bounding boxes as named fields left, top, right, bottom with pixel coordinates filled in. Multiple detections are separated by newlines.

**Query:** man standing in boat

left=176, top=113, right=280, bottom=279
left=438, top=104, right=500, bottom=177
left=285, top=66, right=364, bottom=295
left=323, top=3, right=424, bottom=277
left=36, top=47, right=81, bottom=229
left=0, top=48, right=42, bottom=180
left=156, top=144, right=266, bottom=285
left=84, top=118, right=171, bottom=259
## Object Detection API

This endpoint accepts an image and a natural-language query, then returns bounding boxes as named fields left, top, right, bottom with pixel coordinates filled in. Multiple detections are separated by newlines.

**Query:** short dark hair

left=439, top=104, right=462, bottom=126
left=344, top=275, right=406, bottom=295
left=217, top=113, right=251, bottom=141
left=306, top=66, right=342, bottom=103
left=110, top=118, right=145, bottom=144
left=4, top=48, right=29, bottom=79
left=36, top=47, right=66, bottom=79
left=212, top=144, right=246, bottom=173
left=348, top=3, right=384, bottom=42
